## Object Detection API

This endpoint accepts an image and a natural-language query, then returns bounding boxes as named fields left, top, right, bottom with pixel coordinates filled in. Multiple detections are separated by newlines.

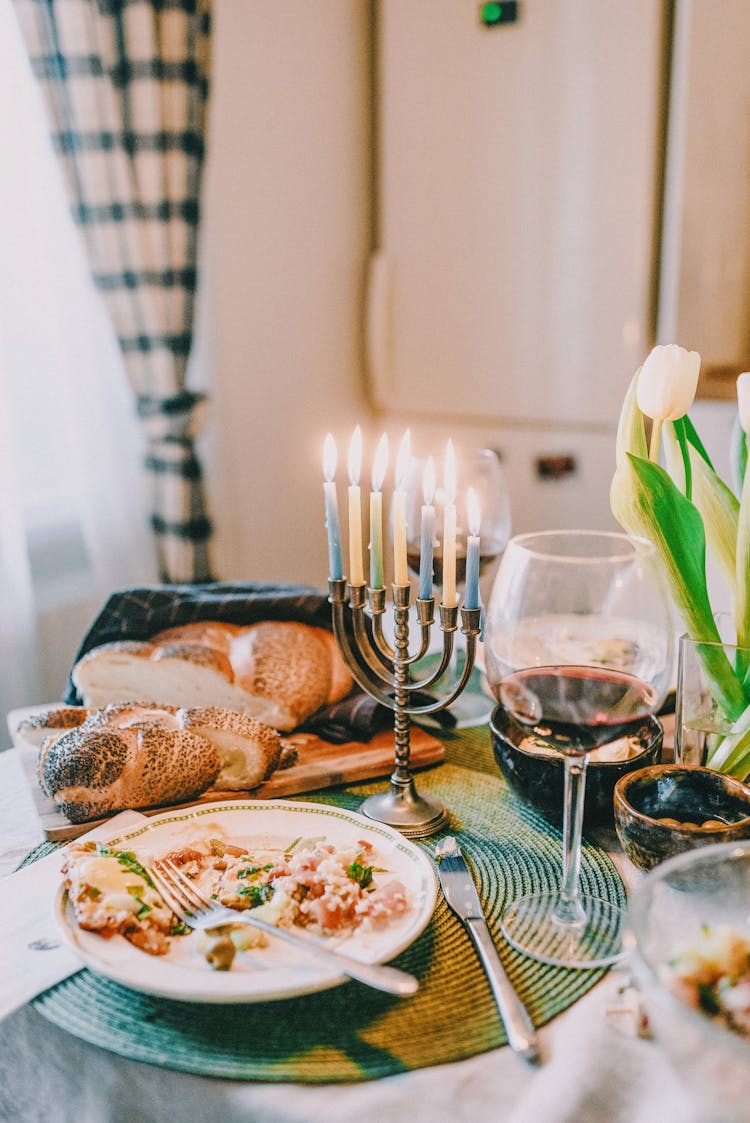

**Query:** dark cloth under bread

left=64, top=583, right=455, bottom=741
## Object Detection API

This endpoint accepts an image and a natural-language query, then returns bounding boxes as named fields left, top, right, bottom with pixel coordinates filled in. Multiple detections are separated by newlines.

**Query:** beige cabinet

left=369, top=0, right=666, bottom=428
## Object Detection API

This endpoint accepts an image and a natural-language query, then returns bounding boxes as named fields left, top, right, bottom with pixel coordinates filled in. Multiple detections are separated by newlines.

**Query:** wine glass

left=484, top=530, right=673, bottom=967
left=406, top=446, right=511, bottom=726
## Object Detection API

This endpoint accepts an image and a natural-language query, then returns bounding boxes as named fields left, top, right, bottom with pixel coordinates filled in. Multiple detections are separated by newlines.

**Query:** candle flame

left=444, top=439, right=457, bottom=503
left=347, top=425, right=362, bottom=485
left=467, top=487, right=481, bottom=536
left=395, top=428, right=411, bottom=490
left=372, top=433, right=389, bottom=490
left=423, top=456, right=436, bottom=505
left=323, top=433, right=337, bottom=482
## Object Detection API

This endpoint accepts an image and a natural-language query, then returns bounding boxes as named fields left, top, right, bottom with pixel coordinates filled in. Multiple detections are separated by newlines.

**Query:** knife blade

left=435, top=836, right=541, bottom=1065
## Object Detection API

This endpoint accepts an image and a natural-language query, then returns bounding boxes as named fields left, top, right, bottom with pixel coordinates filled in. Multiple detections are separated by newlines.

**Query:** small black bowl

left=614, top=764, right=750, bottom=872
left=489, top=704, right=663, bottom=826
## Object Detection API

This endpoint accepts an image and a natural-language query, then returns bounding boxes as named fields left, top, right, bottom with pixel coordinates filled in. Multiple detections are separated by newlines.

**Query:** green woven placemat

left=26, top=727, right=625, bottom=1082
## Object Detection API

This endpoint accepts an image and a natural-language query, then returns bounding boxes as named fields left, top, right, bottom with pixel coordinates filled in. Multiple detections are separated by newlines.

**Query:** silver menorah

left=329, top=577, right=482, bottom=838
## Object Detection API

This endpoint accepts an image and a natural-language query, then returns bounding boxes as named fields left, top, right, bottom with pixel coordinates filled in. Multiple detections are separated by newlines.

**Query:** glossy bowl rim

left=614, top=763, right=750, bottom=834
left=489, top=705, right=663, bottom=770
left=626, top=839, right=750, bottom=1055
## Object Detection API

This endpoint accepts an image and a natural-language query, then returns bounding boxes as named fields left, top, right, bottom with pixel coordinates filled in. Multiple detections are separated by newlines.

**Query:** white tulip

left=636, top=344, right=701, bottom=421
left=737, top=372, right=750, bottom=434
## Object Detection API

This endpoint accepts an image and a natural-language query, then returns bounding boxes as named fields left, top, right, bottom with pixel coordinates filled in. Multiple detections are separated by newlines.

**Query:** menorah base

left=360, top=779, right=448, bottom=839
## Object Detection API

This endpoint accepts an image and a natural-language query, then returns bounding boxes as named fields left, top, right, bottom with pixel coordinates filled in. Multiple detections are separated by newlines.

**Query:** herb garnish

left=347, top=859, right=373, bottom=889
left=237, top=883, right=274, bottom=907
left=96, top=845, right=156, bottom=891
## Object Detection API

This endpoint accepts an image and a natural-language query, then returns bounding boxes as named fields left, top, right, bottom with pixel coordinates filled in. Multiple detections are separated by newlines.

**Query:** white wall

left=193, top=1, right=373, bottom=587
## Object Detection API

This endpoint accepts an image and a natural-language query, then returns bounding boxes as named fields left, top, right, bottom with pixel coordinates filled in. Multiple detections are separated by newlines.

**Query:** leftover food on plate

left=71, top=620, right=353, bottom=731
left=36, top=703, right=282, bottom=823
left=62, top=830, right=410, bottom=971
left=661, top=923, right=750, bottom=1036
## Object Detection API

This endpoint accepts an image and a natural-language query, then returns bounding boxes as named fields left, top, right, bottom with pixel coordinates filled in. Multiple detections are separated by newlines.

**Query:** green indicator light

left=479, top=1, right=519, bottom=26
left=481, top=2, right=503, bottom=23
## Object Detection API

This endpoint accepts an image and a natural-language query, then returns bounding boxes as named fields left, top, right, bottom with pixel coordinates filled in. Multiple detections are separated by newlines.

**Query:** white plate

left=54, top=800, right=438, bottom=1003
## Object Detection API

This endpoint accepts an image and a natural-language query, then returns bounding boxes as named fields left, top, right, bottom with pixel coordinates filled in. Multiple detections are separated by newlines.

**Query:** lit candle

left=322, top=433, right=343, bottom=580
left=419, top=456, right=435, bottom=600
left=347, top=425, right=364, bottom=585
left=393, top=429, right=411, bottom=585
left=464, top=487, right=481, bottom=609
left=442, top=439, right=457, bottom=606
left=369, top=433, right=389, bottom=589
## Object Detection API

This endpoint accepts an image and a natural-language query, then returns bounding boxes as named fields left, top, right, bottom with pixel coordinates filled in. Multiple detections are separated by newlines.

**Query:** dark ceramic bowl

left=614, top=764, right=750, bottom=871
left=489, top=704, right=663, bottom=826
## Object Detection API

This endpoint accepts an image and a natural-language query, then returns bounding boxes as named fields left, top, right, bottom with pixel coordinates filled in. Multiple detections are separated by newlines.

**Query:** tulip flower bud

left=737, top=372, right=750, bottom=434
left=636, top=344, right=700, bottom=421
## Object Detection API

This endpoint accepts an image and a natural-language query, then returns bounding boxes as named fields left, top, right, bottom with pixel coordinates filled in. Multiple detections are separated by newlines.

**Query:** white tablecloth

left=0, top=747, right=704, bottom=1123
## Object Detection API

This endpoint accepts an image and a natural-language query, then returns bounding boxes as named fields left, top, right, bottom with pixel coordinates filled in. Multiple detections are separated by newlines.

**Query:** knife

left=435, top=836, right=541, bottom=1065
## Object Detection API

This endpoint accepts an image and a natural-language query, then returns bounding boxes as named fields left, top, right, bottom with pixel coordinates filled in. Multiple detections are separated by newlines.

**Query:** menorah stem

left=392, top=587, right=413, bottom=781
left=359, top=584, right=448, bottom=837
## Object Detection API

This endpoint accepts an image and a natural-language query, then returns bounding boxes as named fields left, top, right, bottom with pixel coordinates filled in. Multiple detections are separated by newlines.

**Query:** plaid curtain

left=13, top=0, right=215, bottom=583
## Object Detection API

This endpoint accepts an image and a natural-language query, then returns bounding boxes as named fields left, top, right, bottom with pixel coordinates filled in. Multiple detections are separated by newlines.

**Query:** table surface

left=0, top=743, right=704, bottom=1123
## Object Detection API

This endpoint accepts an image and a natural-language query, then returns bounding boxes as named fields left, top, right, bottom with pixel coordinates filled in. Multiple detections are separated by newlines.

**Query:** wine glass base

left=501, top=892, right=625, bottom=969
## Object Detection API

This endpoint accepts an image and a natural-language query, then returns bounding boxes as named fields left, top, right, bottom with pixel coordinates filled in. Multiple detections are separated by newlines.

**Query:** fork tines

left=151, top=859, right=216, bottom=925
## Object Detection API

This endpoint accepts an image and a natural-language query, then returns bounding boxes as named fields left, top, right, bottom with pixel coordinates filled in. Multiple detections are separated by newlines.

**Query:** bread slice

left=178, top=706, right=281, bottom=791
left=15, top=706, right=88, bottom=748
left=73, top=639, right=260, bottom=715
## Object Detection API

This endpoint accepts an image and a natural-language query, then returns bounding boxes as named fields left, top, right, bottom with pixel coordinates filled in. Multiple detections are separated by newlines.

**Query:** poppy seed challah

left=36, top=702, right=283, bottom=823
left=71, top=621, right=352, bottom=732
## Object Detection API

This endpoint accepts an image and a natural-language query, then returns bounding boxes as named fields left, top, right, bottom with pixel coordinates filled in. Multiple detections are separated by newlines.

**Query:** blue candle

left=419, top=456, right=436, bottom=599
left=463, top=487, right=481, bottom=609
left=322, top=433, right=343, bottom=580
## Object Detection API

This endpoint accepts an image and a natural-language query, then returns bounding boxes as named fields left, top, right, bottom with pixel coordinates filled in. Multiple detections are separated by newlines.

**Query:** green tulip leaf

left=736, top=468, right=750, bottom=652
left=671, top=418, right=692, bottom=500
left=688, top=447, right=739, bottom=599
left=612, top=452, right=745, bottom=720
left=731, top=415, right=747, bottom=492
left=683, top=413, right=713, bottom=470
left=614, top=369, right=647, bottom=468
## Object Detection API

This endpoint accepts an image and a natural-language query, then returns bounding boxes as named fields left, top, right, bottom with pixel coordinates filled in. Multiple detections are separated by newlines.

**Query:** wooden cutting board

left=9, top=707, right=445, bottom=841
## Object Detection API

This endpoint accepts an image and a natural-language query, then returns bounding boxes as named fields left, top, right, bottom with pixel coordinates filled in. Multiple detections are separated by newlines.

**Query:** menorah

left=329, top=577, right=482, bottom=838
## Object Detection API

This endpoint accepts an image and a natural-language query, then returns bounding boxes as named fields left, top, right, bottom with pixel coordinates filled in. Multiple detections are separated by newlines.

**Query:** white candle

left=464, top=487, right=481, bottom=610
left=419, top=456, right=435, bottom=600
left=393, top=429, right=411, bottom=585
left=347, top=425, right=364, bottom=585
left=442, top=439, right=457, bottom=606
left=369, top=433, right=388, bottom=589
left=322, top=434, right=343, bottom=580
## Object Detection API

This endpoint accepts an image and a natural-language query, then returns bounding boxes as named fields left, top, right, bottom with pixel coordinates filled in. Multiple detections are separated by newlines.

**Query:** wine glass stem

left=554, top=753, right=589, bottom=927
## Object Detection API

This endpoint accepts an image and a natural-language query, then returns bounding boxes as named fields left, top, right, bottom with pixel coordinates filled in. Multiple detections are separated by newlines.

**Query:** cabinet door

left=371, top=0, right=665, bottom=426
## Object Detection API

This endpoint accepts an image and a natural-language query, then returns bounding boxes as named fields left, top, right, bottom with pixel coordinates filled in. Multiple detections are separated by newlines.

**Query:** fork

left=149, top=858, right=419, bottom=997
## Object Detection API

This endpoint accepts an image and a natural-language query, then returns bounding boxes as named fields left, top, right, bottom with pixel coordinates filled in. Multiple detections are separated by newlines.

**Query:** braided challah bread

left=71, top=621, right=352, bottom=732
left=37, top=702, right=282, bottom=823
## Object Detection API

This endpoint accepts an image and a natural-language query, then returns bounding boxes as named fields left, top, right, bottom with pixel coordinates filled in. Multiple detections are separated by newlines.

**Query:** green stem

left=695, top=641, right=747, bottom=724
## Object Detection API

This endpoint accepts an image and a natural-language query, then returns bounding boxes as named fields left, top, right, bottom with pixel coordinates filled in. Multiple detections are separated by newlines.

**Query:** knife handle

left=466, top=918, right=541, bottom=1065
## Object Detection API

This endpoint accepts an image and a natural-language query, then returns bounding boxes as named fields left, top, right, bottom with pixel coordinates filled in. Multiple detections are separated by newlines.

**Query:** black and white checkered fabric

left=13, top=0, right=214, bottom=582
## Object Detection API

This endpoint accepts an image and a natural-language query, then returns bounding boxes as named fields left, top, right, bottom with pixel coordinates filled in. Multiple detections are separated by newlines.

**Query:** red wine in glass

left=495, top=665, right=659, bottom=755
